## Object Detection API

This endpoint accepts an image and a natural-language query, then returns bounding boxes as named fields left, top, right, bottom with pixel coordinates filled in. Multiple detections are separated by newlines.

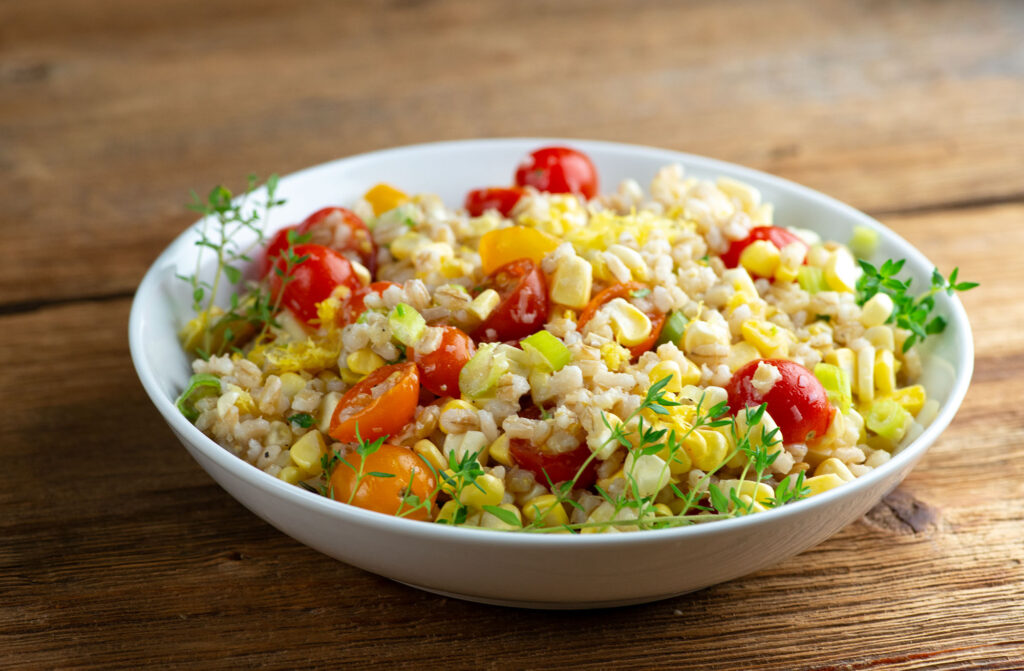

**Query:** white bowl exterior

left=131, top=139, right=973, bottom=608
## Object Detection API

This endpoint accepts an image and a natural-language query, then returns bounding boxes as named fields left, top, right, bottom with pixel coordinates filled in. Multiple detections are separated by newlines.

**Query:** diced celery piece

left=657, top=311, right=688, bottom=347
left=797, top=266, right=829, bottom=294
left=813, top=362, right=852, bottom=413
left=459, top=343, right=510, bottom=398
left=521, top=330, right=571, bottom=372
left=849, top=225, right=880, bottom=259
left=388, top=303, right=426, bottom=347
left=175, top=373, right=221, bottom=421
left=865, top=398, right=912, bottom=442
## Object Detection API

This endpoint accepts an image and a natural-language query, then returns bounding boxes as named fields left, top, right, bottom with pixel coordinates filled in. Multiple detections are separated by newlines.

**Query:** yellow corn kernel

left=722, top=268, right=759, bottom=301
left=468, top=289, right=500, bottom=321
left=289, top=430, right=326, bottom=476
left=649, top=360, right=683, bottom=393
left=678, top=357, right=702, bottom=386
left=522, top=494, right=569, bottom=528
left=443, top=431, right=489, bottom=464
left=277, top=466, right=303, bottom=485
left=824, top=249, right=858, bottom=293
left=607, top=244, right=649, bottom=281
left=874, top=349, right=896, bottom=396
left=600, top=342, right=630, bottom=371
left=657, top=432, right=693, bottom=475
left=440, top=256, right=472, bottom=279
left=350, top=261, right=372, bottom=286
left=741, top=319, right=790, bottom=358
left=458, top=473, right=505, bottom=508
left=888, top=385, right=926, bottom=416
left=739, top=239, right=781, bottom=277
left=435, top=500, right=462, bottom=525
left=413, top=439, right=447, bottom=473
left=364, top=183, right=408, bottom=216
left=859, top=293, right=895, bottom=328
left=804, top=473, right=847, bottom=496
left=864, top=325, right=895, bottom=352
left=815, top=457, right=856, bottom=482
left=653, top=503, right=674, bottom=518
left=774, top=242, right=805, bottom=283
left=390, top=231, right=427, bottom=260
left=726, top=341, right=761, bottom=372
left=438, top=469, right=459, bottom=497
left=717, top=177, right=762, bottom=213
left=624, top=453, right=671, bottom=498
left=339, top=368, right=362, bottom=385
left=857, top=345, right=876, bottom=405
left=682, top=428, right=730, bottom=471
left=317, top=391, right=342, bottom=433
left=480, top=503, right=522, bottom=530
left=439, top=399, right=476, bottom=435
left=346, top=349, right=385, bottom=376
left=278, top=372, right=307, bottom=398
left=827, top=347, right=857, bottom=394
left=737, top=493, right=768, bottom=515
left=550, top=255, right=594, bottom=309
left=603, top=298, right=652, bottom=347
left=719, top=479, right=775, bottom=506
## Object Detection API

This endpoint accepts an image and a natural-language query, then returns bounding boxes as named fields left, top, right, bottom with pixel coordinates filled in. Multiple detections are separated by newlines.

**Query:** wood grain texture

left=3, top=1, right=1024, bottom=669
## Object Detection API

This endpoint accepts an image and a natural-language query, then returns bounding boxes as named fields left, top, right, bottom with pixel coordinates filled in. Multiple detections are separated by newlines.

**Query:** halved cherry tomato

left=509, top=405, right=597, bottom=488
left=301, top=206, right=378, bottom=276
left=726, top=359, right=833, bottom=444
left=720, top=226, right=808, bottom=273
left=338, top=281, right=401, bottom=326
left=577, top=282, right=665, bottom=359
left=268, top=243, right=361, bottom=324
left=514, top=146, right=599, bottom=199
left=329, top=362, right=420, bottom=443
left=465, top=187, right=525, bottom=217
left=330, top=443, right=437, bottom=521
left=410, top=326, right=476, bottom=397
left=472, top=258, right=549, bottom=342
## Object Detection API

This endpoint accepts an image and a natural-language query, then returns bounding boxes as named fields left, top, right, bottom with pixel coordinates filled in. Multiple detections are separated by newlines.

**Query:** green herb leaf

left=482, top=505, right=523, bottom=528
left=287, top=413, right=315, bottom=428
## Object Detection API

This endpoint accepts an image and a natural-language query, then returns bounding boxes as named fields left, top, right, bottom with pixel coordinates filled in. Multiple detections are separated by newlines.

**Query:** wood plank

left=2, top=202, right=1022, bottom=668
left=3, top=0, right=1024, bottom=305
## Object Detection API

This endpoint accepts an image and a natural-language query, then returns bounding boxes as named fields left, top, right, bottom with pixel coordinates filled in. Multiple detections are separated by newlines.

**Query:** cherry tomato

left=514, top=146, right=599, bottom=199
left=464, top=187, right=525, bottom=217
left=576, top=282, right=666, bottom=360
left=259, top=224, right=306, bottom=277
left=720, top=226, right=808, bottom=272
left=472, top=258, right=549, bottom=342
left=268, top=243, right=362, bottom=324
left=329, top=363, right=421, bottom=444
left=509, top=439, right=596, bottom=488
left=410, top=326, right=476, bottom=397
left=301, top=206, right=378, bottom=276
left=339, top=281, right=401, bottom=326
left=725, top=359, right=833, bottom=444
left=330, top=443, right=437, bottom=521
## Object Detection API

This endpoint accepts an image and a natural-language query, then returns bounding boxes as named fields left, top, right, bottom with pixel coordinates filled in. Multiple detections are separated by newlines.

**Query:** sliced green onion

left=657, top=311, right=688, bottom=347
left=865, top=397, right=912, bottom=442
left=459, top=342, right=510, bottom=398
left=813, top=363, right=852, bottom=413
left=388, top=302, right=426, bottom=347
left=849, top=225, right=880, bottom=259
left=797, top=266, right=829, bottom=294
left=521, top=330, right=571, bottom=372
left=175, top=373, right=221, bottom=421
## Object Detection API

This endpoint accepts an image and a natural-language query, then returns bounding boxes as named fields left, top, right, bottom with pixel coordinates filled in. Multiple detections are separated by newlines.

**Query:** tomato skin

left=329, top=362, right=420, bottom=443
left=301, top=206, right=378, bottom=276
left=472, top=258, right=550, bottom=342
left=410, top=326, right=476, bottom=397
left=514, top=146, right=599, bottom=199
left=330, top=443, right=437, bottom=521
left=339, top=281, right=401, bottom=326
left=725, top=359, right=832, bottom=444
left=269, top=243, right=362, bottom=324
left=510, top=439, right=596, bottom=488
left=465, top=187, right=525, bottom=217
left=577, top=282, right=665, bottom=359
left=720, top=226, right=807, bottom=272
left=260, top=224, right=306, bottom=276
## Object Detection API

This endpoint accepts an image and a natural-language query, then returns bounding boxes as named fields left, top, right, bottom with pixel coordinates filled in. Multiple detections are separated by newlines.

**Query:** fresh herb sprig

left=856, top=259, right=977, bottom=352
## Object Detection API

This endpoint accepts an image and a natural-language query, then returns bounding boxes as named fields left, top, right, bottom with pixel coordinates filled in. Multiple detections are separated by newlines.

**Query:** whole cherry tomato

left=268, top=243, right=362, bottom=324
left=410, top=326, right=476, bottom=397
left=464, top=187, right=525, bottom=217
left=301, top=206, right=378, bottom=276
left=720, top=226, right=808, bottom=272
left=725, top=359, right=833, bottom=444
left=339, top=281, right=401, bottom=326
left=514, top=146, right=599, bottom=199
left=329, top=362, right=421, bottom=444
left=577, top=282, right=666, bottom=360
left=472, top=258, right=549, bottom=342
left=330, top=443, right=437, bottom=521
left=259, top=224, right=306, bottom=277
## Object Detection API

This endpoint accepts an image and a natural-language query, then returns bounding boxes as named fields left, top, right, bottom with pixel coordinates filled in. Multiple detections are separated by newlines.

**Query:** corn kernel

left=827, top=347, right=857, bottom=394
left=682, top=428, right=729, bottom=471
left=390, top=232, right=427, bottom=260
left=469, top=289, right=501, bottom=321
left=736, top=493, right=768, bottom=515
left=443, top=430, right=489, bottom=463
left=351, top=261, right=372, bottom=286
left=717, top=177, right=761, bottom=212
left=824, top=249, right=858, bottom=293
left=815, top=457, right=856, bottom=482
left=522, top=494, right=569, bottom=528
left=488, top=433, right=512, bottom=467
left=346, top=349, right=385, bottom=376
left=649, top=360, right=683, bottom=393
left=741, top=319, right=790, bottom=358
left=774, top=242, right=805, bottom=283
left=719, top=479, right=775, bottom=506
left=439, top=399, right=477, bottom=435
left=435, top=500, right=462, bottom=524
left=289, top=430, right=326, bottom=476
left=678, top=357, right=702, bottom=386
left=864, top=325, right=895, bottom=352
left=364, top=183, right=408, bottom=215
left=550, top=255, right=594, bottom=309
left=857, top=344, right=876, bottom=405
left=413, top=439, right=447, bottom=473
left=740, top=239, right=781, bottom=277
left=726, top=341, right=761, bottom=372
left=279, top=372, right=307, bottom=398
left=624, top=453, right=671, bottom=498
left=604, top=298, right=652, bottom=347
left=317, top=391, right=342, bottom=433
left=804, top=473, right=846, bottom=496
left=339, top=368, right=362, bottom=385
left=722, top=268, right=759, bottom=301
left=657, top=435, right=693, bottom=475
left=480, top=503, right=522, bottom=530
left=277, top=466, right=303, bottom=485
left=874, top=349, right=896, bottom=396
left=607, top=244, right=648, bottom=281
left=860, top=293, right=894, bottom=328
left=458, top=473, right=505, bottom=508
left=888, top=385, right=926, bottom=416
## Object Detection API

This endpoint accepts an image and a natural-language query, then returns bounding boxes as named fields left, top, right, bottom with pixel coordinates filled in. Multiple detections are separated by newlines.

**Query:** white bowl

left=129, top=139, right=973, bottom=608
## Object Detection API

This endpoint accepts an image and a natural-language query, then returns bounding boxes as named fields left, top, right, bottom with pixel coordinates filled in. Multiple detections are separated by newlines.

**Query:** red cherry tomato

left=725, top=359, right=832, bottom=444
left=410, top=326, right=476, bottom=397
left=514, top=146, right=599, bottom=199
left=268, top=243, right=362, bottom=324
left=339, top=281, right=401, bottom=326
left=509, top=439, right=596, bottom=488
left=472, top=258, right=549, bottom=342
left=465, top=187, right=525, bottom=217
left=301, top=206, right=378, bottom=276
left=576, top=282, right=666, bottom=360
left=260, top=224, right=306, bottom=276
left=720, top=226, right=808, bottom=273
left=329, top=362, right=420, bottom=444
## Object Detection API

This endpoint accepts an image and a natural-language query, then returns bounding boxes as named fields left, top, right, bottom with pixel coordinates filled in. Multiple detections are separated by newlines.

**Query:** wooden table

left=3, top=1, right=1022, bottom=668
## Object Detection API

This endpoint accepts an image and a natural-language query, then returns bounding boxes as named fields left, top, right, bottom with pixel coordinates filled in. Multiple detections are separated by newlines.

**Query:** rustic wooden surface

left=2, top=1, right=1022, bottom=669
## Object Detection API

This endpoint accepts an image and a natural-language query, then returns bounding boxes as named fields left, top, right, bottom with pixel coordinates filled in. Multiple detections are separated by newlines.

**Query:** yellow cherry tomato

left=478, top=226, right=561, bottom=275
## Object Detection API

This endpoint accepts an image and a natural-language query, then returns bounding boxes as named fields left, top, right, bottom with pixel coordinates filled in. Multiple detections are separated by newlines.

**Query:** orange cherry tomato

left=477, top=226, right=561, bottom=276
left=338, top=281, right=401, bottom=326
left=330, top=443, right=437, bottom=521
left=410, top=326, right=476, bottom=397
left=465, top=187, right=525, bottom=217
left=576, top=282, right=665, bottom=359
left=329, top=363, right=420, bottom=443
left=268, top=243, right=361, bottom=324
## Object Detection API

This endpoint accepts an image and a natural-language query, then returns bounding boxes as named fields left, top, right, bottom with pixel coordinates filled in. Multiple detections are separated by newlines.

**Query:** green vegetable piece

left=813, top=363, right=852, bottom=413
left=797, top=266, right=829, bottom=294
left=849, top=225, right=880, bottom=259
left=521, top=330, right=571, bottom=372
left=175, top=373, right=222, bottom=421
left=865, top=398, right=912, bottom=442
left=459, top=342, right=510, bottom=398
left=657, top=311, right=688, bottom=347
left=388, top=302, right=426, bottom=347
